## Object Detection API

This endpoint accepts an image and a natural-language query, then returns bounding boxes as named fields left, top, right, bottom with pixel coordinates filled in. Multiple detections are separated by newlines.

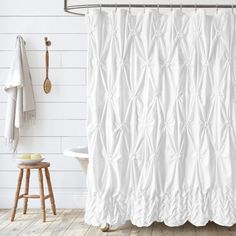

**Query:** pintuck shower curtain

left=85, top=9, right=236, bottom=227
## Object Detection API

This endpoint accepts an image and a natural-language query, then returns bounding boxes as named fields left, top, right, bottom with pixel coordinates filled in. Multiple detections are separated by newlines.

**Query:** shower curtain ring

left=232, top=4, right=234, bottom=14
left=86, top=4, right=89, bottom=14
left=129, top=3, right=131, bottom=14
left=195, top=3, right=197, bottom=13
left=216, top=4, right=218, bottom=14
left=115, top=3, right=117, bottom=12
left=157, top=4, right=159, bottom=13
left=100, top=4, right=102, bottom=13
left=180, top=4, right=182, bottom=12
left=144, top=4, right=146, bottom=13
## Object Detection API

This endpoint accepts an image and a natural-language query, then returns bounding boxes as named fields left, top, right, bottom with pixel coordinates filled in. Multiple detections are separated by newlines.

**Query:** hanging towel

left=4, top=35, right=36, bottom=151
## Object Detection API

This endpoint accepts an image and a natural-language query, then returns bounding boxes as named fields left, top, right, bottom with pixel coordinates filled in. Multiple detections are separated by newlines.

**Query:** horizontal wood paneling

left=0, top=17, right=87, bottom=33
left=61, top=51, right=88, bottom=68
left=32, top=68, right=86, bottom=85
left=36, top=103, right=87, bottom=119
left=33, top=85, right=87, bottom=102
left=0, top=1, right=89, bottom=209
left=0, top=34, right=88, bottom=51
left=0, top=68, right=86, bottom=85
left=0, top=137, right=87, bottom=154
left=0, top=136, right=87, bottom=154
left=17, top=137, right=61, bottom=153
left=30, top=68, right=87, bottom=85
left=61, top=137, right=88, bottom=151
left=0, top=120, right=86, bottom=137
left=0, top=137, right=60, bottom=154
left=0, top=85, right=87, bottom=102
left=0, top=137, right=61, bottom=154
left=0, top=51, right=87, bottom=68
left=0, top=0, right=66, bottom=15
left=0, top=103, right=87, bottom=119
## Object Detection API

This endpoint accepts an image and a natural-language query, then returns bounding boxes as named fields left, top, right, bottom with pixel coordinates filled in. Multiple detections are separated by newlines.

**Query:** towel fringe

left=23, top=110, right=36, bottom=126
left=24, top=110, right=36, bottom=121
left=4, top=138, right=17, bottom=152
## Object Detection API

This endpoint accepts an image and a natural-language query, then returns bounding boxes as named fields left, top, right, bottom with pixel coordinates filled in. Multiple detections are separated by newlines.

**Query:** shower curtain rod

left=64, top=0, right=236, bottom=16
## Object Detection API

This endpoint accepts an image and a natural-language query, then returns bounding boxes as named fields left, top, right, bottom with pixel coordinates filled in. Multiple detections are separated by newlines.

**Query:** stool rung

left=22, top=194, right=50, bottom=200
left=44, top=195, right=50, bottom=200
left=18, top=194, right=24, bottom=199
left=23, top=194, right=40, bottom=199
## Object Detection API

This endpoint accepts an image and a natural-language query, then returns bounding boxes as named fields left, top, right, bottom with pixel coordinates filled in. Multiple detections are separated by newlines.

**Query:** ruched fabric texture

left=85, top=9, right=236, bottom=227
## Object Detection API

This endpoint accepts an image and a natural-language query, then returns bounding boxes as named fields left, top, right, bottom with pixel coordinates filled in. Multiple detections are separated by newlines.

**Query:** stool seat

left=11, top=161, right=56, bottom=223
left=18, top=162, right=50, bottom=169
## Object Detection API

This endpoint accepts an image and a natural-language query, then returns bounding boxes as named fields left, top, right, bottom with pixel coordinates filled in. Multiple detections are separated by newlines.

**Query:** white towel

left=4, top=35, right=36, bottom=151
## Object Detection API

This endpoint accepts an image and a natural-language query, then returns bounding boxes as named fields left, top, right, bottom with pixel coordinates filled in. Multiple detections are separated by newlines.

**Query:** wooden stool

left=11, top=162, right=56, bottom=222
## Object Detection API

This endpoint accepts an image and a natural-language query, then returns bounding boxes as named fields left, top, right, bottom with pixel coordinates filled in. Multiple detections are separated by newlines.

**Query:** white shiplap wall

left=0, top=0, right=236, bottom=209
left=0, top=0, right=88, bottom=208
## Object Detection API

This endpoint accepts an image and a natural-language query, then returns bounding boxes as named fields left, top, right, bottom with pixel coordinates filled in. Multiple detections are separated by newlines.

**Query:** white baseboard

left=0, top=189, right=87, bottom=209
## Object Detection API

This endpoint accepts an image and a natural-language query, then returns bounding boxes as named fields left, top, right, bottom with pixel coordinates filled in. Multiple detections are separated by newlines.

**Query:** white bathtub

left=63, top=146, right=89, bottom=175
left=63, top=146, right=111, bottom=231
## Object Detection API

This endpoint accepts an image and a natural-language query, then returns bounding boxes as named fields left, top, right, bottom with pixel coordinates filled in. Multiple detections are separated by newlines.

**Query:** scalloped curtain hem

left=85, top=189, right=236, bottom=227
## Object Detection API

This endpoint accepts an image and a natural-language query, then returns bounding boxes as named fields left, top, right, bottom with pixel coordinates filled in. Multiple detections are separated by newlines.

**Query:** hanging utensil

left=43, top=37, right=52, bottom=94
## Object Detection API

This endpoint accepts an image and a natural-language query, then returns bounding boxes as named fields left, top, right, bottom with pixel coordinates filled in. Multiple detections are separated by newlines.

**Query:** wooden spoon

left=44, top=37, right=52, bottom=94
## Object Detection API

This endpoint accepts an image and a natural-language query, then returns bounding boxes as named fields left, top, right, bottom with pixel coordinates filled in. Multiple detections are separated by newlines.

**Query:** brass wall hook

left=43, top=37, right=52, bottom=94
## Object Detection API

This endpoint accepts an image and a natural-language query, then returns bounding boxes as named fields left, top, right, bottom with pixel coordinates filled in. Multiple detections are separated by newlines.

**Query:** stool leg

left=45, top=167, right=56, bottom=215
left=23, top=169, right=30, bottom=214
left=11, top=168, right=24, bottom=221
left=38, top=168, right=46, bottom=222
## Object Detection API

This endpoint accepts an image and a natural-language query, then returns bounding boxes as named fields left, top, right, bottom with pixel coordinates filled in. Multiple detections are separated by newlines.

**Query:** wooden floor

left=0, top=209, right=236, bottom=236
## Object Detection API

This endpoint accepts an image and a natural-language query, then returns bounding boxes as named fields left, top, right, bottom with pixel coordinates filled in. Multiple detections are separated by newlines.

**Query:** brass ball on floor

left=100, top=223, right=110, bottom=232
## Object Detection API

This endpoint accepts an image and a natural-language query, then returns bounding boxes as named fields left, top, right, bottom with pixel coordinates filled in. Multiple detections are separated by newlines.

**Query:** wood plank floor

left=0, top=209, right=236, bottom=236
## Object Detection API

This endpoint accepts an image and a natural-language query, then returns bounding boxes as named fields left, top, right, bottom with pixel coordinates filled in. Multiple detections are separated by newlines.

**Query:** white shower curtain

left=85, top=9, right=236, bottom=227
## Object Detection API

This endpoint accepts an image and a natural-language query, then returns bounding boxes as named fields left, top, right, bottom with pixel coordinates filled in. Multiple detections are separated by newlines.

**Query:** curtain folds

left=85, top=9, right=236, bottom=227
